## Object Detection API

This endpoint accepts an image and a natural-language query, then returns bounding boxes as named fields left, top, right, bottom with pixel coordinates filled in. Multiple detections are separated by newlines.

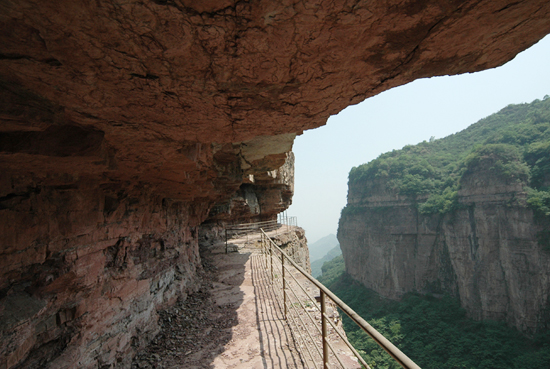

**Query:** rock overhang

left=1, top=0, right=549, bottom=199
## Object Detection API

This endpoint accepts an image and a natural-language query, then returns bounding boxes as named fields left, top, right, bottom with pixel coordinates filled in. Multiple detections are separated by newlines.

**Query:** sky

left=287, top=34, right=550, bottom=245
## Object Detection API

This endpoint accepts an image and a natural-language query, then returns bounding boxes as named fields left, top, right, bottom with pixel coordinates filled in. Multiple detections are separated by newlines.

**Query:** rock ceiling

left=1, top=0, right=549, bottom=198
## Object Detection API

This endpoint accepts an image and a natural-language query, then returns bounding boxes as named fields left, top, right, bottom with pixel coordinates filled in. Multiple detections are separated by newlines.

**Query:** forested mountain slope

left=338, top=96, right=550, bottom=334
left=308, top=234, right=340, bottom=262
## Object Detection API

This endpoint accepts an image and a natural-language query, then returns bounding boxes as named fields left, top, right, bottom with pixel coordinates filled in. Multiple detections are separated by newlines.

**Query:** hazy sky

left=287, top=34, right=550, bottom=244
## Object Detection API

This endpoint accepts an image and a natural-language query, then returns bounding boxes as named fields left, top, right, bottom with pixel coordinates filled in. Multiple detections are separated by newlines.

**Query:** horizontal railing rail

left=226, top=219, right=279, bottom=231
left=224, top=215, right=297, bottom=253
left=260, top=228, right=421, bottom=369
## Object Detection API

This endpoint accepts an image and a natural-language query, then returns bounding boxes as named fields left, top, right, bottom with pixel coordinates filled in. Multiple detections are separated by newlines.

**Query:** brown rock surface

left=1, top=0, right=550, bottom=193
left=1, top=0, right=550, bottom=367
left=268, top=227, right=311, bottom=274
left=206, top=152, right=295, bottom=224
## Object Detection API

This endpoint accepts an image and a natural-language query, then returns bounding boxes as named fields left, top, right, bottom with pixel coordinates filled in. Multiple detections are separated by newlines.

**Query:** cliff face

left=2, top=0, right=550, bottom=367
left=339, top=164, right=550, bottom=334
left=270, top=228, right=311, bottom=274
left=0, top=181, right=206, bottom=368
left=206, top=152, right=295, bottom=224
left=0, top=151, right=295, bottom=369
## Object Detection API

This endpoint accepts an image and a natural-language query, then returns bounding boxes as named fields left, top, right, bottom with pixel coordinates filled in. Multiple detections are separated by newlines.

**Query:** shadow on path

left=131, top=242, right=247, bottom=369
left=250, top=253, right=305, bottom=369
left=132, top=240, right=308, bottom=369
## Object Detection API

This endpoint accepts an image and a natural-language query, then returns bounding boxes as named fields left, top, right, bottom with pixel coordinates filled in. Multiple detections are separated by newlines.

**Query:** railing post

left=270, top=241, right=273, bottom=283
left=321, top=290, right=329, bottom=369
left=264, top=233, right=268, bottom=269
left=282, top=252, right=287, bottom=319
left=225, top=228, right=228, bottom=254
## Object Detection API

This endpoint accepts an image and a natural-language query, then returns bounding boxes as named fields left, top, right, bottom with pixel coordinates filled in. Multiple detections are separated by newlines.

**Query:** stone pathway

left=210, top=246, right=306, bottom=369
left=132, top=231, right=359, bottom=369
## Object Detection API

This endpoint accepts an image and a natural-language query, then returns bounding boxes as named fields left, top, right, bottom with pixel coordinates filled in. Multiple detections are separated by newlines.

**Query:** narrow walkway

left=209, top=240, right=307, bottom=368
left=132, top=230, right=359, bottom=369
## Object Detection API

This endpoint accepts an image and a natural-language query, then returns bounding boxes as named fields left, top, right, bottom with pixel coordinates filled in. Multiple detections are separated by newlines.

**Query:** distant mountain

left=308, top=234, right=339, bottom=262
left=311, top=245, right=342, bottom=278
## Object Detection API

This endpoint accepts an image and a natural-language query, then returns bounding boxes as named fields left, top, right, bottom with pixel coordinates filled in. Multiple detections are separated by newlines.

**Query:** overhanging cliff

left=1, top=0, right=550, bottom=367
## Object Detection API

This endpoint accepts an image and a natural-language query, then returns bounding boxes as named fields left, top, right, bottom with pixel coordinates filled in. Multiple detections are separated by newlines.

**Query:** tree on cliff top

left=346, top=97, right=550, bottom=217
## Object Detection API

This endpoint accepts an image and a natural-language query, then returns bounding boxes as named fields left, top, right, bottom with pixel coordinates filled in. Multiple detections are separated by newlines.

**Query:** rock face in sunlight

left=1, top=0, right=550, bottom=367
left=339, top=151, right=550, bottom=335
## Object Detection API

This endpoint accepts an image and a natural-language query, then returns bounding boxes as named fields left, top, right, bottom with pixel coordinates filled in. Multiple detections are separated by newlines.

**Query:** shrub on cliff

left=525, top=140, right=550, bottom=188
left=461, top=143, right=531, bottom=183
left=526, top=188, right=550, bottom=217
left=418, top=186, right=458, bottom=215
left=526, top=188, right=550, bottom=249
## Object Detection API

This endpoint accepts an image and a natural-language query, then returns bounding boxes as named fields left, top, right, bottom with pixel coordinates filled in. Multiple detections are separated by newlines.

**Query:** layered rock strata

left=205, top=152, right=295, bottom=224
left=1, top=0, right=550, bottom=367
left=0, top=149, right=294, bottom=369
left=338, top=164, right=550, bottom=334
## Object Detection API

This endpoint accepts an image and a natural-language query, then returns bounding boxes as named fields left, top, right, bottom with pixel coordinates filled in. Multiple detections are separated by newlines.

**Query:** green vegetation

left=318, top=254, right=345, bottom=285
left=318, top=257, right=550, bottom=369
left=344, top=97, right=550, bottom=219
left=311, top=245, right=342, bottom=278
left=329, top=97, right=550, bottom=367
left=527, top=188, right=550, bottom=219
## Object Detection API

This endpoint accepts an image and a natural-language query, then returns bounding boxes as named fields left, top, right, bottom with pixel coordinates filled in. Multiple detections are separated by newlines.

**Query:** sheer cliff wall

left=2, top=0, right=550, bottom=367
left=338, top=164, right=550, bottom=334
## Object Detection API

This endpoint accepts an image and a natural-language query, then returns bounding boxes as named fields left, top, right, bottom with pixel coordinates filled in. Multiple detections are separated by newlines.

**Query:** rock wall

left=0, top=177, right=207, bottom=368
left=269, top=227, right=311, bottom=274
left=0, top=146, right=295, bottom=369
left=199, top=151, right=294, bottom=245
left=205, top=152, right=295, bottom=224
left=2, top=0, right=550, bottom=367
left=338, top=165, right=550, bottom=334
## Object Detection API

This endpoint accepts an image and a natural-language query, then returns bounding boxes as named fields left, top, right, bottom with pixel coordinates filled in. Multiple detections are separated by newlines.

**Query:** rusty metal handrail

left=226, top=219, right=279, bottom=230
left=274, top=254, right=360, bottom=369
left=263, top=234, right=358, bottom=368
left=260, top=228, right=421, bottom=369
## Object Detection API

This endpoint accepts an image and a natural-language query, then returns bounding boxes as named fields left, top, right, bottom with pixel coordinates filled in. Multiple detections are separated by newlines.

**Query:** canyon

left=338, top=100, right=550, bottom=335
left=339, top=174, right=550, bottom=334
left=2, top=0, right=550, bottom=367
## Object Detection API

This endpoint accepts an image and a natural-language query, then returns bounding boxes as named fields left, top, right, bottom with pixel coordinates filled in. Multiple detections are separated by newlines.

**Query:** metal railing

left=278, top=211, right=298, bottom=227
left=260, top=228, right=421, bottom=369
left=224, top=216, right=297, bottom=253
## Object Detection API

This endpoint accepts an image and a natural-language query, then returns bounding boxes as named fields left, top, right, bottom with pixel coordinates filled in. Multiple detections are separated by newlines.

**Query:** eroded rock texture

left=0, top=178, right=208, bottom=368
left=270, top=227, right=311, bottom=274
left=1, top=0, right=550, bottom=367
left=339, top=163, right=550, bottom=334
left=206, top=151, right=294, bottom=223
